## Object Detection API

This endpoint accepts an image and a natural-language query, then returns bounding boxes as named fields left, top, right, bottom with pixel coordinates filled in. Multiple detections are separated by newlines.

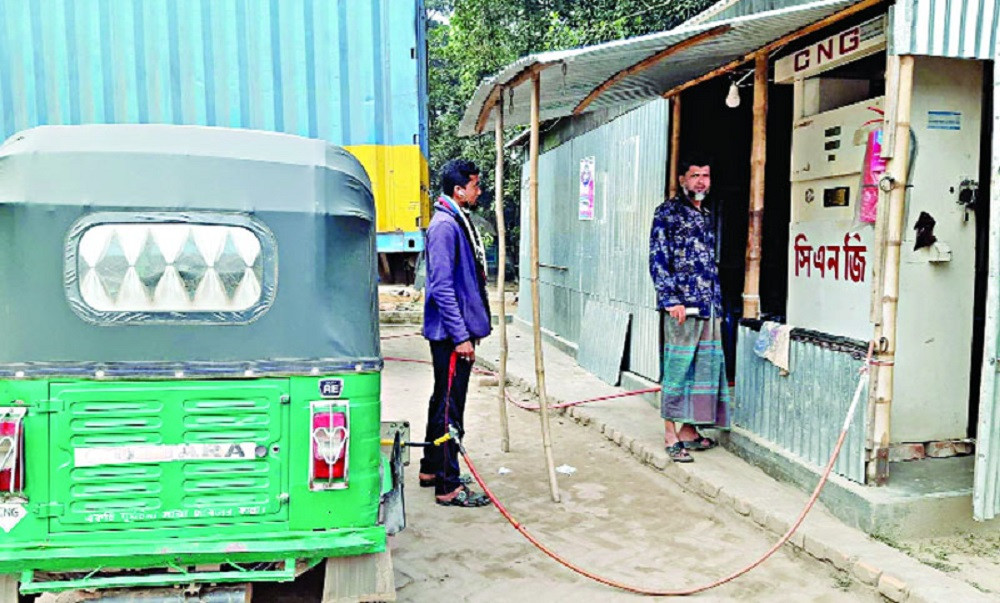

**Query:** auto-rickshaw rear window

left=66, top=213, right=277, bottom=325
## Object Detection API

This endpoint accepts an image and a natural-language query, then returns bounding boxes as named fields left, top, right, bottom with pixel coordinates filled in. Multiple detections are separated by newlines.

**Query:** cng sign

left=0, top=504, right=26, bottom=533
left=775, top=16, right=886, bottom=83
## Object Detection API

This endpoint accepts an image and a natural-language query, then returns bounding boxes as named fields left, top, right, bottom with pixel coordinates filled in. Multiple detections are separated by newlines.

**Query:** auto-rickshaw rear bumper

left=0, top=526, right=386, bottom=593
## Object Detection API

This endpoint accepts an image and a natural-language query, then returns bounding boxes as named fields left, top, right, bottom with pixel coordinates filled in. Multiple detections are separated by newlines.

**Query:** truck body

left=0, top=0, right=430, bottom=277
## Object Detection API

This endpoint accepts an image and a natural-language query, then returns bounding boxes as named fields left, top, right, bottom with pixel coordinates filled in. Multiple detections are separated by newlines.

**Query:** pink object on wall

left=858, top=129, right=887, bottom=224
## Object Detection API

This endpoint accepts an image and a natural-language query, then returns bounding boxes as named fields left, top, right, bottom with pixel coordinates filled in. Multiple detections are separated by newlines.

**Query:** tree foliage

left=426, top=0, right=716, bottom=276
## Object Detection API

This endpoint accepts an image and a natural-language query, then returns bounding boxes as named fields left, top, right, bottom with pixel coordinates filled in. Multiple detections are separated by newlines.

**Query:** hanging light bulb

left=725, top=82, right=740, bottom=108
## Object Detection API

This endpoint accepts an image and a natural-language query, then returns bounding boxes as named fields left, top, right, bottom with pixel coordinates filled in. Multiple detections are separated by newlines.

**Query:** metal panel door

left=972, top=58, right=1000, bottom=521
left=49, top=380, right=288, bottom=531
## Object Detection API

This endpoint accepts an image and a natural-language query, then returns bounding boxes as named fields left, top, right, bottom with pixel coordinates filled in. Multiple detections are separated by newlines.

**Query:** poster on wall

left=579, top=157, right=596, bottom=220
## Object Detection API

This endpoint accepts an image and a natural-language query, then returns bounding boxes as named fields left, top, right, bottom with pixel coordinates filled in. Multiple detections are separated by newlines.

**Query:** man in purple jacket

left=418, top=159, right=492, bottom=507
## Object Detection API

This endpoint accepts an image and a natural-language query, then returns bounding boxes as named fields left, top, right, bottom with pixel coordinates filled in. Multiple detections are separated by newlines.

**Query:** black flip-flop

left=436, top=487, right=491, bottom=508
left=666, top=442, right=693, bottom=463
left=683, top=437, right=718, bottom=451
left=419, top=474, right=472, bottom=488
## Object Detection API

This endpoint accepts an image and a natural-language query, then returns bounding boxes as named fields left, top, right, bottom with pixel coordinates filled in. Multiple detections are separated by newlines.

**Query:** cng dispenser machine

left=777, top=14, right=984, bottom=446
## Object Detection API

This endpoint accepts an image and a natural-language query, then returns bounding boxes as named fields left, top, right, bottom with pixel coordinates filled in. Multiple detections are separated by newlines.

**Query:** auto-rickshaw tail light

left=310, top=402, right=349, bottom=490
left=0, top=408, right=26, bottom=493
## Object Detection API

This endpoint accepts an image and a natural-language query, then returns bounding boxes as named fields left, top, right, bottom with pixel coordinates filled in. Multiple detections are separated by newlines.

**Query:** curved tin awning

left=459, top=0, right=880, bottom=137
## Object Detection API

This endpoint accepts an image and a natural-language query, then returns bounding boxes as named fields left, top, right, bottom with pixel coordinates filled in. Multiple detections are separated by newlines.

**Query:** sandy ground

left=380, top=329, right=878, bottom=602
left=894, top=533, right=1000, bottom=596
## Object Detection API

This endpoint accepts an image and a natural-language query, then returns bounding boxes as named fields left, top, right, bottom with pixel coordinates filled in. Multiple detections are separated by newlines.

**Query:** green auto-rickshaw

left=0, top=124, right=404, bottom=602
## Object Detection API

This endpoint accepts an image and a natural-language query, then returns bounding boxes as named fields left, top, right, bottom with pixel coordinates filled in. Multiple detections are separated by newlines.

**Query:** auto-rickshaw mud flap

left=320, top=550, right=395, bottom=603
left=378, top=433, right=406, bottom=536
left=0, top=573, right=15, bottom=603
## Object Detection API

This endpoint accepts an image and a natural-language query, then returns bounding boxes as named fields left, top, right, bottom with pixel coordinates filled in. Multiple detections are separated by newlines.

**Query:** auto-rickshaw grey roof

left=0, top=125, right=376, bottom=219
left=0, top=125, right=380, bottom=378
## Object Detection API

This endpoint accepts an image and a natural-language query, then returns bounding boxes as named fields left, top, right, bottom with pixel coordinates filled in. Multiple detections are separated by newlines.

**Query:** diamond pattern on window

left=216, top=233, right=248, bottom=299
left=174, top=232, right=208, bottom=300
left=77, top=223, right=267, bottom=313
left=94, top=233, right=130, bottom=301
left=134, top=231, right=167, bottom=299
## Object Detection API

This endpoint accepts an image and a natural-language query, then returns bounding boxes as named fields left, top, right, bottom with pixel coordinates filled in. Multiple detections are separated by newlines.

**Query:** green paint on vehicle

left=0, top=374, right=387, bottom=587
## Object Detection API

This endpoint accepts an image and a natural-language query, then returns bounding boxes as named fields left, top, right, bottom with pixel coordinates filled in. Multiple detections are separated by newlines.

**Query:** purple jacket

left=422, top=201, right=492, bottom=343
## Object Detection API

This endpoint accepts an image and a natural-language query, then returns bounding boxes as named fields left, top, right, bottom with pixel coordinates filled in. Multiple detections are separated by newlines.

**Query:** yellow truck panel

left=346, top=145, right=430, bottom=251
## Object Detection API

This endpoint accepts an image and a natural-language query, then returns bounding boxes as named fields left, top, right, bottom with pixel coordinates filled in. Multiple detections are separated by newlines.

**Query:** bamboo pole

left=866, top=143, right=892, bottom=452
left=529, top=71, right=560, bottom=502
left=865, top=56, right=901, bottom=452
left=668, top=96, right=682, bottom=198
left=868, top=54, right=915, bottom=486
left=494, top=97, right=511, bottom=453
left=742, top=54, right=768, bottom=319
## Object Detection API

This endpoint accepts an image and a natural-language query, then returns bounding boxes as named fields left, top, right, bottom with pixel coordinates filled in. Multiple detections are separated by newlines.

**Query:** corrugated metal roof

left=689, top=0, right=822, bottom=24
left=892, top=0, right=999, bottom=59
left=459, top=0, right=862, bottom=136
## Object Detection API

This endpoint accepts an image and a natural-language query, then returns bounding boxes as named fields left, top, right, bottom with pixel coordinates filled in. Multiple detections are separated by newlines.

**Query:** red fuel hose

left=384, top=339, right=874, bottom=597
left=458, top=365, right=866, bottom=596
left=383, top=356, right=661, bottom=410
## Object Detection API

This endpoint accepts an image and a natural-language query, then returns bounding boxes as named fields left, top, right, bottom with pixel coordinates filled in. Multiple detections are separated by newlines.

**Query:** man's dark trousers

left=419, top=339, right=473, bottom=496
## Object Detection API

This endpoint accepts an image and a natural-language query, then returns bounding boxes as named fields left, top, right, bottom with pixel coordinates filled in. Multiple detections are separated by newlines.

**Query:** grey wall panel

left=516, top=99, right=669, bottom=383
left=735, top=325, right=866, bottom=483
left=578, top=301, right=631, bottom=384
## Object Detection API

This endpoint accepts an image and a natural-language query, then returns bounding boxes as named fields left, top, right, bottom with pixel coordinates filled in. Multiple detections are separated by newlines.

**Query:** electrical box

left=783, top=51, right=983, bottom=443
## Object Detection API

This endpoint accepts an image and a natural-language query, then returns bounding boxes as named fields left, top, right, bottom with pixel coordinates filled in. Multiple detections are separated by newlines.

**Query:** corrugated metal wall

left=735, top=325, right=867, bottom=483
left=0, top=0, right=428, bottom=153
left=518, top=99, right=668, bottom=382
left=892, top=0, right=999, bottom=59
left=691, top=0, right=1000, bottom=60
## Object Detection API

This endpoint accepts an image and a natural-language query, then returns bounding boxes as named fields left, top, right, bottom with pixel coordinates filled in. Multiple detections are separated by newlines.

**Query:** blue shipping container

left=0, top=0, right=430, bottom=248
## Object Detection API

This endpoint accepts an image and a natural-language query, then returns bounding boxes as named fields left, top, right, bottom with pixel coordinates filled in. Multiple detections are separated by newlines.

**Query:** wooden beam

left=742, top=54, right=769, bottom=319
left=494, top=97, right=511, bottom=454
left=529, top=71, right=560, bottom=503
left=868, top=54, right=914, bottom=486
left=662, top=0, right=886, bottom=98
left=475, top=86, right=503, bottom=136
left=475, top=63, right=555, bottom=134
left=573, top=26, right=730, bottom=116
left=668, top=95, right=682, bottom=198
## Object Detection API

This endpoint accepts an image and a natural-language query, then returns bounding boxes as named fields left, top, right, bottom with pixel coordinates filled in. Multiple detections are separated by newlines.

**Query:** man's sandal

left=419, top=474, right=473, bottom=488
left=436, top=486, right=491, bottom=508
left=666, top=442, right=693, bottom=463
left=683, top=437, right=718, bottom=451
